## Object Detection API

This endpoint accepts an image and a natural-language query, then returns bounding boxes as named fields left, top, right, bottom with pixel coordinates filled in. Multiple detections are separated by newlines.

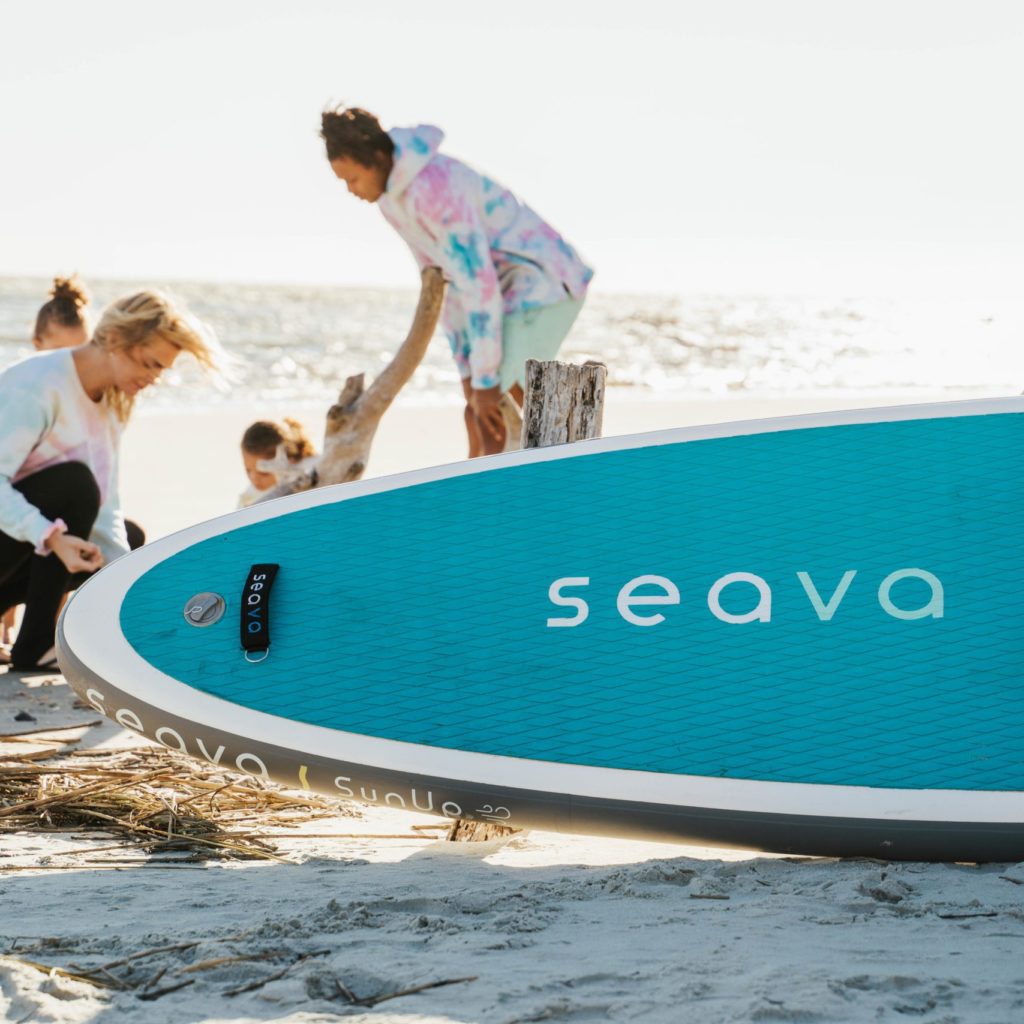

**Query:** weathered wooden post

left=449, top=358, right=608, bottom=843
left=521, top=358, right=607, bottom=448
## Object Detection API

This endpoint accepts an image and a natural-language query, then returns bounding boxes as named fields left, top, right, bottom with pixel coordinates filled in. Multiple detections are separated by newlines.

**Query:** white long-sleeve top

left=0, top=349, right=129, bottom=564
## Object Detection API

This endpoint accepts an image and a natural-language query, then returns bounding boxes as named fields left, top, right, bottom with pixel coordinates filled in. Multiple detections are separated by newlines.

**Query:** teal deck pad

left=120, top=413, right=1024, bottom=791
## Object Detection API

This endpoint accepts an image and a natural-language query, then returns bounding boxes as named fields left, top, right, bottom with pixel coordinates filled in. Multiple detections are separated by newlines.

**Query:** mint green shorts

left=499, top=297, right=586, bottom=393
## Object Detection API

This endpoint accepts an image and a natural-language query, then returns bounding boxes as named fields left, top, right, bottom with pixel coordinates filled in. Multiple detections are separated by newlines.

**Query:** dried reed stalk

left=1, top=746, right=347, bottom=863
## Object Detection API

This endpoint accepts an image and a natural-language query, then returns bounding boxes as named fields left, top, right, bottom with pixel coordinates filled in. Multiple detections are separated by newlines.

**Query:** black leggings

left=0, top=461, right=101, bottom=667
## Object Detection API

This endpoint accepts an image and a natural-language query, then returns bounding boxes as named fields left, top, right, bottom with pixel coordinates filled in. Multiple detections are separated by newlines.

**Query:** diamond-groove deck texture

left=120, top=414, right=1024, bottom=790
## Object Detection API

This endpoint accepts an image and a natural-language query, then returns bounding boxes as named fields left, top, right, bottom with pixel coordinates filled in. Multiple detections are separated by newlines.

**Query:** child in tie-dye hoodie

left=321, top=106, right=593, bottom=457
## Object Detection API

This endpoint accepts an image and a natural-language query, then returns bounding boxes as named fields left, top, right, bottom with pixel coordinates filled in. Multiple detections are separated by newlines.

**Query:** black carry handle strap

left=240, top=564, right=279, bottom=656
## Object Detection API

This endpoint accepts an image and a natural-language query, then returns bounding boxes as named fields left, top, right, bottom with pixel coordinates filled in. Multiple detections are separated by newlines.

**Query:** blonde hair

left=34, top=275, right=92, bottom=340
left=91, top=289, right=221, bottom=422
left=241, top=418, right=316, bottom=462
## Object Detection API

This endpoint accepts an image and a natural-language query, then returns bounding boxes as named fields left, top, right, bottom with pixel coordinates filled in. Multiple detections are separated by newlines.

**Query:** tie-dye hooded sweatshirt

left=0, top=349, right=129, bottom=564
left=377, top=125, right=594, bottom=390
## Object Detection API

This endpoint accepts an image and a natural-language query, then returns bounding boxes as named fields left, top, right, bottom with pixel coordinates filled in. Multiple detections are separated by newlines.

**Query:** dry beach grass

left=0, top=745, right=353, bottom=865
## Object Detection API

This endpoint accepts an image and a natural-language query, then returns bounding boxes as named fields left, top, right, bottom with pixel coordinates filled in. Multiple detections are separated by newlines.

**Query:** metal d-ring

left=244, top=649, right=270, bottom=664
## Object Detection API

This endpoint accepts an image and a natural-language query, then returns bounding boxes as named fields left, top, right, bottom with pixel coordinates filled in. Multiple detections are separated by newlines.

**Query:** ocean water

left=1, top=276, right=1020, bottom=408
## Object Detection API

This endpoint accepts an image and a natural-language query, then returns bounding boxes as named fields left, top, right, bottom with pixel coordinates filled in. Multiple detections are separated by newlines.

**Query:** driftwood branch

left=262, top=266, right=446, bottom=499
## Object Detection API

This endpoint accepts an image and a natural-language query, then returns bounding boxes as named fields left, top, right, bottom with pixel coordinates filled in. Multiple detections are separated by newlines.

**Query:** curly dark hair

left=34, top=275, right=90, bottom=339
left=320, top=105, right=394, bottom=167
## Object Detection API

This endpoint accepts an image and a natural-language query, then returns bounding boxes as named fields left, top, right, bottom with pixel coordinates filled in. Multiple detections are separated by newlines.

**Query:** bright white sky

left=1, top=0, right=1022, bottom=296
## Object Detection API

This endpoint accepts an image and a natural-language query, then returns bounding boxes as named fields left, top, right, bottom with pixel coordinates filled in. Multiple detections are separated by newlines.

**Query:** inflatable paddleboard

left=57, top=399, right=1024, bottom=861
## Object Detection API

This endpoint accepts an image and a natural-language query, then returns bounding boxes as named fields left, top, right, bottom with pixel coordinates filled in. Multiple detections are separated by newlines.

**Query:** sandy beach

left=4, top=391, right=1024, bottom=1023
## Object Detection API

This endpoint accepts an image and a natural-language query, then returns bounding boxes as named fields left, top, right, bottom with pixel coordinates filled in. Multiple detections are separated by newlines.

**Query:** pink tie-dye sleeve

left=409, top=167, right=505, bottom=390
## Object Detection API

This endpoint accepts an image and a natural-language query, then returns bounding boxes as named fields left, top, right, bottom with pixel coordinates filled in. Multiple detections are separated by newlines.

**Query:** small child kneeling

left=238, top=418, right=317, bottom=508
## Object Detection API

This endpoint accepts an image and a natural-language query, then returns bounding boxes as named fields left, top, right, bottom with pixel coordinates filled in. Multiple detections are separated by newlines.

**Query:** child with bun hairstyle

left=238, top=418, right=317, bottom=507
left=0, top=290, right=219, bottom=671
left=320, top=106, right=593, bottom=457
left=32, top=275, right=93, bottom=350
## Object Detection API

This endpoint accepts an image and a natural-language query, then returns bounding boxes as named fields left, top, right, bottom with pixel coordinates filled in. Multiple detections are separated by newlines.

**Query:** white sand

left=4, top=390, right=1023, bottom=1023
